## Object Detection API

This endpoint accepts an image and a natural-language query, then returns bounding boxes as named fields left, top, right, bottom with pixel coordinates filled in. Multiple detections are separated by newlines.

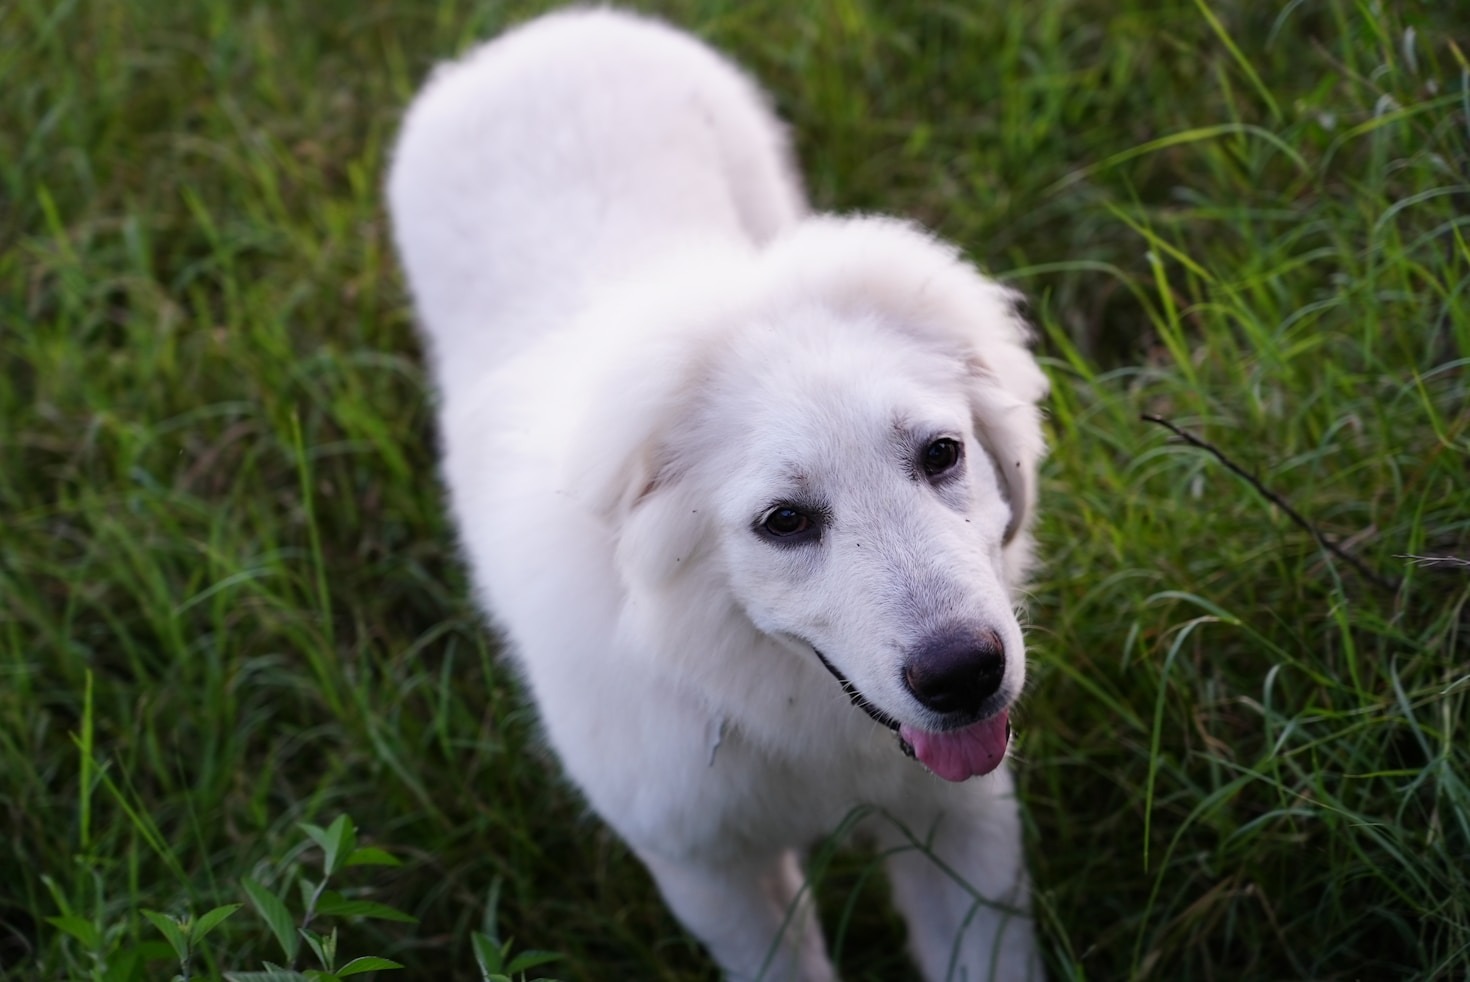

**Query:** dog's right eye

left=921, top=437, right=963, bottom=478
left=758, top=506, right=819, bottom=542
left=764, top=507, right=809, bottom=536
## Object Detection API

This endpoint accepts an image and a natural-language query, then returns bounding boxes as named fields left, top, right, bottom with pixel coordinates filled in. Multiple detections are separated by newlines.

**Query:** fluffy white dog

left=388, top=9, right=1048, bottom=980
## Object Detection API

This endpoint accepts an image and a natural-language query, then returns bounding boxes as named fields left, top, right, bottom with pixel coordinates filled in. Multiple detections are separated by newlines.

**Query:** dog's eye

left=762, top=506, right=811, bottom=538
left=921, top=438, right=963, bottom=478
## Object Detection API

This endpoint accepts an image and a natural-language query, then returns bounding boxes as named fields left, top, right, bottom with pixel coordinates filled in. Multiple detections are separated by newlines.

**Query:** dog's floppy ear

left=600, top=438, right=712, bottom=589
left=967, top=333, right=1047, bottom=548
left=576, top=331, right=712, bottom=588
left=573, top=239, right=767, bottom=588
left=948, top=281, right=1049, bottom=551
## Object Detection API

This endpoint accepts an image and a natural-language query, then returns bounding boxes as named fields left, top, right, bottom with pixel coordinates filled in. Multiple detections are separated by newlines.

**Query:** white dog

left=388, top=9, right=1048, bottom=980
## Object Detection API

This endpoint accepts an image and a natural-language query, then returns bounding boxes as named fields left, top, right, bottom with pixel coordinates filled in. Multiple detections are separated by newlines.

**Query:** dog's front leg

left=874, top=767, right=1042, bottom=982
left=636, top=846, right=836, bottom=982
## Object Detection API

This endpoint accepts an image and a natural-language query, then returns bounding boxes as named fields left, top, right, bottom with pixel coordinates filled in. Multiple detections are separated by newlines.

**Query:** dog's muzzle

left=809, top=644, right=1016, bottom=777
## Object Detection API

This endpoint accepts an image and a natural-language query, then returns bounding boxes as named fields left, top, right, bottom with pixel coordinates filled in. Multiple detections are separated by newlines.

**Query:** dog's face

left=610, top=304, right=1041, bottom=781
left=713, top=314, right=1028, bottom=779
left=588, top=219, right=1047, bottom=781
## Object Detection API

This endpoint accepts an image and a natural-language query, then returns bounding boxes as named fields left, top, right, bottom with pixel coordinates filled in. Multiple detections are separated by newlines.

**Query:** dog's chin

left=898, top=711, right=1011, bottom=782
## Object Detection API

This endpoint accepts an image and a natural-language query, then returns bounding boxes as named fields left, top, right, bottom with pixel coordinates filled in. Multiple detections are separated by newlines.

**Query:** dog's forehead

left=695, top=316, right=973, bottom=488
left=718, top=308, right=967, bottom=415
left=744, top=377, right=959, bottom=457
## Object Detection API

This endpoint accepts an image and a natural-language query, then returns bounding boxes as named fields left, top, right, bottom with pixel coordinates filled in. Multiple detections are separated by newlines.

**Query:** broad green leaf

left=46, top=914, right=100, bottom=950
left=335, top=956, right=403, bottom=976
left=343, top=847, right=399, bottom=869
left=141, top=910, right=189, bottom=963
left=299, top=815, right=356, bottom=876
left=471, top=932, right=504, bottom=976
left=327, top=816, right=357, bottom=875
left=224, top=972, right=312, bottom=982
left=191, top=902, right=244, bottom=942
left=506, top=950, right=564, bottom=974
left=315, top=891, right=417, bottom=924
left=242, top=877, right=300, bottom=963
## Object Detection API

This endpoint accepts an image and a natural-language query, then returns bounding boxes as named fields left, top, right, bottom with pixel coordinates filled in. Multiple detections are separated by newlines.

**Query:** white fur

left=388, top=9, right=1048, bottom=980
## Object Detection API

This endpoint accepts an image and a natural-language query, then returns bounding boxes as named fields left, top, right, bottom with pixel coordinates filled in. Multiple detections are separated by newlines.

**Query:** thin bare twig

left=1397, top=555, right=1470, bottom=570
left=1141, top=414, right=1400, bottom=593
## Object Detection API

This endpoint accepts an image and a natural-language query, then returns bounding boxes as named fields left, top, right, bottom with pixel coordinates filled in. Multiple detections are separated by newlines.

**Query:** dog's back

left=387, top=9, right=804, bottom=400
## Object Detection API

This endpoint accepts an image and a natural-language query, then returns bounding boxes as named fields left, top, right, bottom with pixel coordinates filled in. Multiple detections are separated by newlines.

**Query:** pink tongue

left=899, top=711, right=1010, bottom=782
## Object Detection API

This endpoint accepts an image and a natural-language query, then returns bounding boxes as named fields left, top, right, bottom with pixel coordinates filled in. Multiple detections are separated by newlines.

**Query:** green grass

left=3, top=0, right=1467, bottom=978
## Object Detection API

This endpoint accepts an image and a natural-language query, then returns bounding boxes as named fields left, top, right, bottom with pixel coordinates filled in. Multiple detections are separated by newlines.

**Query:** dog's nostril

left=902, top=628, right=1005, bottom=716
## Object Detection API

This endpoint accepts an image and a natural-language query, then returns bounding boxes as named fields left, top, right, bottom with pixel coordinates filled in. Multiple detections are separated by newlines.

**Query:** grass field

left=3, top=0, right=1468, bottom=978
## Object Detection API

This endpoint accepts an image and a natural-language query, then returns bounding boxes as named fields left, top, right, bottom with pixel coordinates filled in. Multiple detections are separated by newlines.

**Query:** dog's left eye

left=756, top=505, right=821, bottom=544
left=763, top=507, right=810, bottom=537
left=921, top=438, right=963, bottom=478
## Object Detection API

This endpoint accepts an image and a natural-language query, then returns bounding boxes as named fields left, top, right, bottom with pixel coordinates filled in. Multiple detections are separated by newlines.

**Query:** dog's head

left=582, top=218, right=1047, bottom=781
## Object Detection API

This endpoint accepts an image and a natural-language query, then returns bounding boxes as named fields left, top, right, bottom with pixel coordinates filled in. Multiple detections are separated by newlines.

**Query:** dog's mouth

left=897, top=715, right=1011, bottom=782
left=811, top=647, right=1011, bottom=782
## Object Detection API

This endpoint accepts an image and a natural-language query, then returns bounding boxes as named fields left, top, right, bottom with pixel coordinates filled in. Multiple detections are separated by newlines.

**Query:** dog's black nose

left=902, top=627, right=1006, bottom=716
